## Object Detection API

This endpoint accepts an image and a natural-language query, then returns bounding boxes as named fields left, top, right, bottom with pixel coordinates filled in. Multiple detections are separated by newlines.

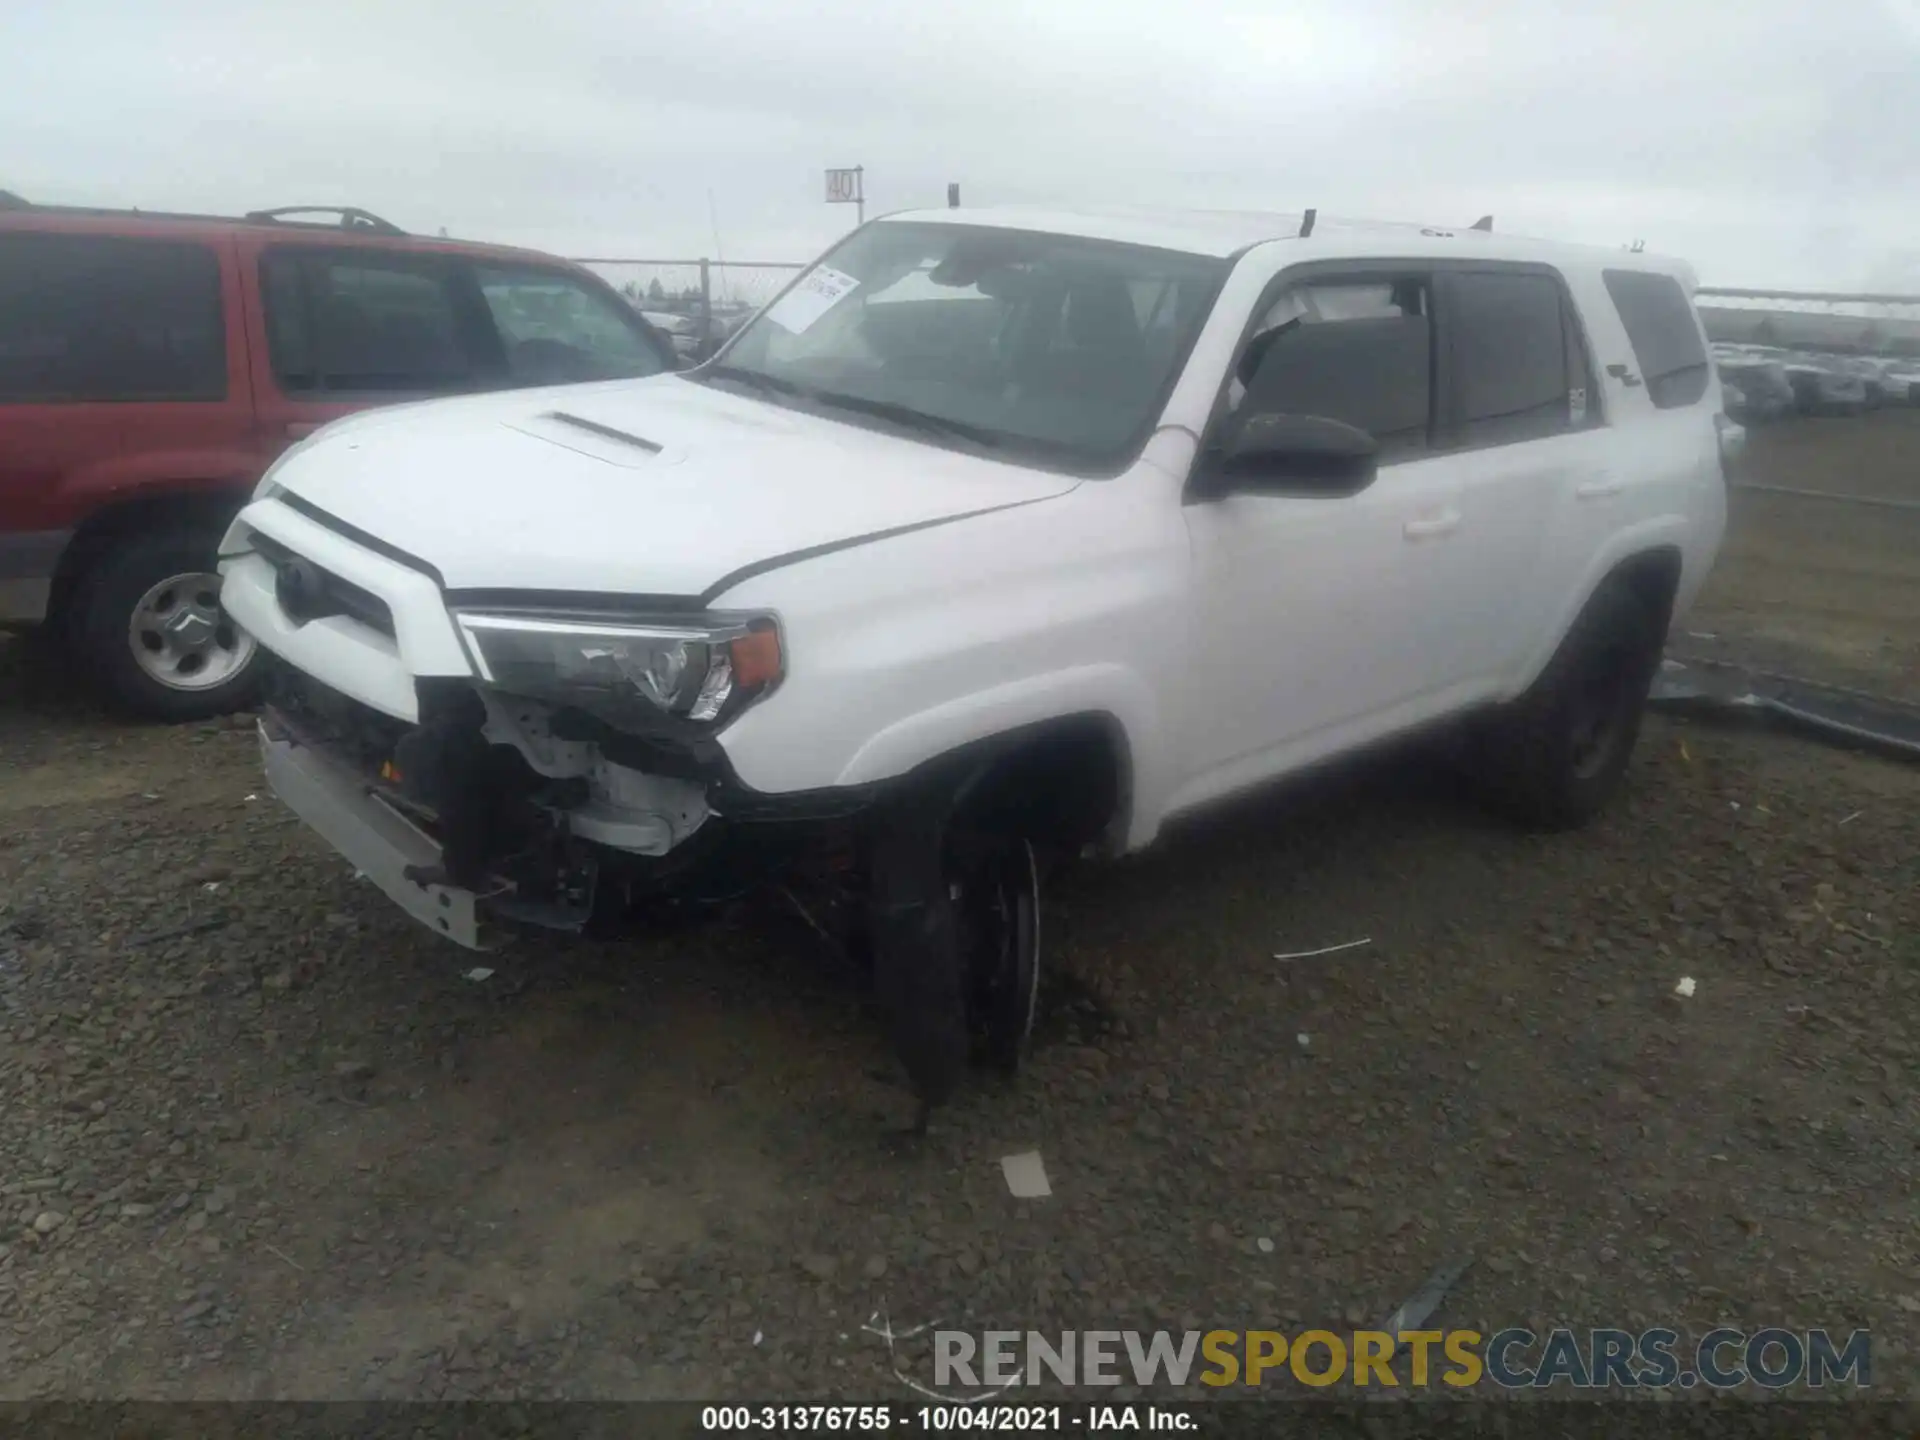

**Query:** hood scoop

left=502, top=410, right=671, bottom=468
left=546, top=411, right=663, bottom=453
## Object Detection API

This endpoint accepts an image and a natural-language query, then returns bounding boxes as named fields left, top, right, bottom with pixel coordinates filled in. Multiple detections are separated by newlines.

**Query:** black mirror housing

left=1212, top=412, right=1379, bottom=495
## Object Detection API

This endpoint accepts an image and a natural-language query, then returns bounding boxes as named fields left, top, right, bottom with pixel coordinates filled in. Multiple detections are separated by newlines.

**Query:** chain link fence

left=575, top=257, right=805, bottom=359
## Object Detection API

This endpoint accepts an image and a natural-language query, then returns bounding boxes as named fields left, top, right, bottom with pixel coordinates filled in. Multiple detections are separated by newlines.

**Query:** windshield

left=709, top=222, right=1229, bottom=468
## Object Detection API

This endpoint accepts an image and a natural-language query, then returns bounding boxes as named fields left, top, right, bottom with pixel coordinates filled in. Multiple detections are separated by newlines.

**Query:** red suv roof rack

left=241, top=207, right=405, bottom=236
left=0, top=197, right=406, bottom=236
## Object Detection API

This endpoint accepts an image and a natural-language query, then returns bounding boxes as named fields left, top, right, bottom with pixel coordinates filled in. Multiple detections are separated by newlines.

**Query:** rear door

left=239, top=241, right=496, bottom=466
left=1430, top=263, right=1607, bottom=689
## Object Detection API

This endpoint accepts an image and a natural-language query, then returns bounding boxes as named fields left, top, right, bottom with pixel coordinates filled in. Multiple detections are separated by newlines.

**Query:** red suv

left=0, top=200, right=676, bottom=719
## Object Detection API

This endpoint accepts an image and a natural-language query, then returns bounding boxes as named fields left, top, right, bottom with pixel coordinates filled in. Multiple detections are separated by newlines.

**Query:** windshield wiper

left=699, top=364, right=807, bottom=399
left=700, top=367, right=1001, bottom=451
left=800, top=389, right=1001, bottom=450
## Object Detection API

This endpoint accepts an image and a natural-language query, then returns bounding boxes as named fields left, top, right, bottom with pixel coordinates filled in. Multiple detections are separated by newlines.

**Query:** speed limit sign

left=825, top=167, right=863, bottom=204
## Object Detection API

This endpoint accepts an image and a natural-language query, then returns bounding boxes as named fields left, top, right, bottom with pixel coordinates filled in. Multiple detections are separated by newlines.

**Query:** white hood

left=266, top=376, right=1081, bottom=600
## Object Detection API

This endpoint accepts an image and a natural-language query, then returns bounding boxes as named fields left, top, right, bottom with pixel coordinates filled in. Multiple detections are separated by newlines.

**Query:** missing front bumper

left=259, top=722, right=499, bottom=951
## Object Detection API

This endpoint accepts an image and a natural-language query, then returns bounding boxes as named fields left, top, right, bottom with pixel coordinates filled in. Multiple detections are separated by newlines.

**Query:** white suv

left=218, top=207, right=1729, bottom=1124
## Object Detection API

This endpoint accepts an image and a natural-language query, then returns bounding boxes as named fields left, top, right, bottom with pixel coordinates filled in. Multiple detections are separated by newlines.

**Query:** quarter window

left=1602, top=268, right=1709, bottom=409
left=0, top=233, right=226, bottom=402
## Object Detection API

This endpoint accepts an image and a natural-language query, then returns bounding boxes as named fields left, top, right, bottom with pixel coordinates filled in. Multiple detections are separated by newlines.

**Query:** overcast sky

left=6, top=0, right=1920, bottom=291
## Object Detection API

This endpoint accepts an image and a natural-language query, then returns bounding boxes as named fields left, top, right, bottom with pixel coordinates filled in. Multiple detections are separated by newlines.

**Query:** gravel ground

left=2, top=637, right=1916, bottom=1402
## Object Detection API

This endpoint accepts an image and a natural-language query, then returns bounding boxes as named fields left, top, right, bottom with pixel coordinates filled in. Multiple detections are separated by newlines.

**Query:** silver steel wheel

left=126, top=571, right=255, bottom=691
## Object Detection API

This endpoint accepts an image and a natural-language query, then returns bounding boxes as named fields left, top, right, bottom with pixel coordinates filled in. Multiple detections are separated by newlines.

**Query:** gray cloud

left=4, top=0, right=1919, bottom=287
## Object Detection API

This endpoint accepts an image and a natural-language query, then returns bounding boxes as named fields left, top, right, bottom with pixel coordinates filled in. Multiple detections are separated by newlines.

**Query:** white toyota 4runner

left=219, top=207, right=1730, bottom=1125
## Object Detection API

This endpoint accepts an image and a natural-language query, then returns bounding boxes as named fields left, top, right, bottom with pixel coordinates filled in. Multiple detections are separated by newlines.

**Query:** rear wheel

left=1470, top=582, right=1665, bottom=830
left=73, top=527, right=260, bottom=721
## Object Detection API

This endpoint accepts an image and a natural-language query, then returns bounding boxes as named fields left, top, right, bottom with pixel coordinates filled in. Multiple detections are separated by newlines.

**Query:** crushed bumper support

left=259, top=721, right=498, bottom=950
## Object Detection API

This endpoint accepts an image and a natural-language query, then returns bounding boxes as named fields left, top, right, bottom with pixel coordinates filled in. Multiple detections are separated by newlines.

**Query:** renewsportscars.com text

left=934, top=1327, right=1871, bottom=1390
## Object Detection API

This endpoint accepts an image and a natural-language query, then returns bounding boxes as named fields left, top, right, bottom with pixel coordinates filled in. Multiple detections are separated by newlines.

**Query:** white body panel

left=222, top=208, right=1728, bottom=861
left=244, top=378, right=1079, bottom=598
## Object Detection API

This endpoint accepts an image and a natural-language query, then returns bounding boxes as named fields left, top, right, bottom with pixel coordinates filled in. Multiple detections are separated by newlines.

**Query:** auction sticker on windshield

left=767, top=266, right=860, bottom=334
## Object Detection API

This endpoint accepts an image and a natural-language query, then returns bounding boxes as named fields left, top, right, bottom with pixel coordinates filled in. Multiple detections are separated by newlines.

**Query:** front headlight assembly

left=453, top=611, right=784, bottom=727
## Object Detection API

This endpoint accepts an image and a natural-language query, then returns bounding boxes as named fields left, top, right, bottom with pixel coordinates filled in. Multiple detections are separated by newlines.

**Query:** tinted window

left=261, top=251, right=473, bottom=394
left=0, top=233, right=225, bottom=402
left=1449, top=269, right=1584, bottom=446
left=1230, top=276, right=1432, bottom=460
left=1602, top=268, right=1709, bottom=409
left=473, top=266, right=670, bottom=384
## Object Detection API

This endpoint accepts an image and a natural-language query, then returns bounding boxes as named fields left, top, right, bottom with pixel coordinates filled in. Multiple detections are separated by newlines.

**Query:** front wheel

left=73, top=527, right=261, bottom=722
left=953, top=831, right=1042, bottom=1076
left=869, top=802, right=1042, bottom=1107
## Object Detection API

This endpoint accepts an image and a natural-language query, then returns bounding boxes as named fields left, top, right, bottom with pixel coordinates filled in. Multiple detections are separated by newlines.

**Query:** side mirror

left=1206, top=412, right=1379, bottom=496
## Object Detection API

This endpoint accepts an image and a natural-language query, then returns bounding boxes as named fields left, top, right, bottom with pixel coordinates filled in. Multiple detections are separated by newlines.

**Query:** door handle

left=285, top=422, right=320, bottom=440
left=1402, top=510, right=1461, bottom=541
left=1575, top=477, right=1623, bottom=500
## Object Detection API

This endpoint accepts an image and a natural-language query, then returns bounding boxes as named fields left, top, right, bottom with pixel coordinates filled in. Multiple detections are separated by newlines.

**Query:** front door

left=1177, top=270, right=1472, bottom=805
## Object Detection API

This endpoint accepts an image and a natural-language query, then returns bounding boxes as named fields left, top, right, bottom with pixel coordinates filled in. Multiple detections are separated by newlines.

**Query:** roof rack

left=1277, top=212, right=1531, bottom=246
left=0, top=198, right=407, bottom=236
left=242, top=207, right=405, bottom=236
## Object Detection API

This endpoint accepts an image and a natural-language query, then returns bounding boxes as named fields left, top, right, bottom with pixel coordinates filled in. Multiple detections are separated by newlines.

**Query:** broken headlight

left=453, top=611, right=783, bottom=726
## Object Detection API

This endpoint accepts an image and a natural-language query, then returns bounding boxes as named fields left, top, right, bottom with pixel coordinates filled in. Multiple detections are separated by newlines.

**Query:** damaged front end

left=258, top=623, right=862, bottom=949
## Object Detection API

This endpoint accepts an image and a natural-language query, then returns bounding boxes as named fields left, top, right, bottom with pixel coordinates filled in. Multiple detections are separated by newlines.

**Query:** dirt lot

left=2, top=421, right=1917, bottom=1404
left=1687, top=409, right=1920, bottom=703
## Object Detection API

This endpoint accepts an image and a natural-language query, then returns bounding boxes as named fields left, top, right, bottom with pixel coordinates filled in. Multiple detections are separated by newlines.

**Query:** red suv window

left=261, top=249, right=477, bottom=395
left=0, top=232, right=226, bottom=402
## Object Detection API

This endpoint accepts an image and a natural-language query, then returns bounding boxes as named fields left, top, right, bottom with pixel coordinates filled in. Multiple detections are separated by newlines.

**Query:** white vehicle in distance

left=218, top=207, right=1729, bottom=1130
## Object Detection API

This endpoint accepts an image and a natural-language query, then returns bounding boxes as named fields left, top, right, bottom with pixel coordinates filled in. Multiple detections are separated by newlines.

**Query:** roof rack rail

left=242, top=206, right=405, bottom=236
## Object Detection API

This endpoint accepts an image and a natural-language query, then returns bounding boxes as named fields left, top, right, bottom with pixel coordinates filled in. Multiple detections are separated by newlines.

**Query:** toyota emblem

left=274, top=557, right=326, bottom=624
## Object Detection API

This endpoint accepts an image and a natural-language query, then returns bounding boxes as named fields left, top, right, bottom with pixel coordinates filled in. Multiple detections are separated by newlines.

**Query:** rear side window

left=1447, top=269, right=1595, bottom=446
left=261, top=250, right=475, bottom=394
left=1602, top=269, right=1709, bottom=409
left=1230, top=276, right=1433, bottom=461
left=0, top=233, right=226, bottom=402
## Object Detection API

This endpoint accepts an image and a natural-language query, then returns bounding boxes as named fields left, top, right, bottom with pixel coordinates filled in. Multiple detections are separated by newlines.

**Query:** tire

left=73, top=526, right=261, bottom=722
left=868, top=793, right=1044, bottom=1105
left=869, top=796, right=972, bottom=1108
left=1470, top=582, right=1666, bottom=830
left=953, top=831, right=1041, bottom=1076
